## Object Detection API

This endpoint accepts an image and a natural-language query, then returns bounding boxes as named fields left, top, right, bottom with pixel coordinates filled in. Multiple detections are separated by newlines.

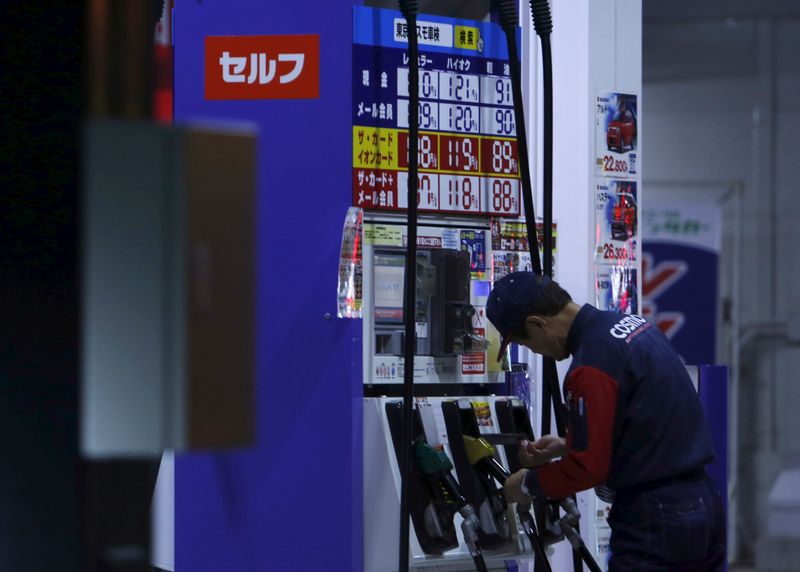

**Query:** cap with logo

left=486, top=271, right=552, bottom=362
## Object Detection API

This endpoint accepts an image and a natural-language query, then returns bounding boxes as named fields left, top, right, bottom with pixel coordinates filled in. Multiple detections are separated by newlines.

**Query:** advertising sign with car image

left=594, top=179, right=637, bottom=264
left=595, top=264, right=638, bottom=314
left=595, top=91, right=638, bottom=178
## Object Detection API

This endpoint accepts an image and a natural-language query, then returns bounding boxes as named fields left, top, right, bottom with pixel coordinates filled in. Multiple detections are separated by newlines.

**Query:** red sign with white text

left=205, top=35, right=319, bottom=100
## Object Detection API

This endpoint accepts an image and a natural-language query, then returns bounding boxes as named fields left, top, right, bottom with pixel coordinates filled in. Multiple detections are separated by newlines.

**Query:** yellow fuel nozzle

left=463, top=435, right=496, bottom=465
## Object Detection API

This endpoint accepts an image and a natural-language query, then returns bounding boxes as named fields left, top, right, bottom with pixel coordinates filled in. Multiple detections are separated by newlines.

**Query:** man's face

left=512, top=316, right=569, bottom=361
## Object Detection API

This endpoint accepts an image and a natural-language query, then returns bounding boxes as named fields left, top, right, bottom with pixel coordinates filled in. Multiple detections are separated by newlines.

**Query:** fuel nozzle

left=464, top=437, right=553, bottom=571
left=463, top=436, right=511, bottom=484
left=555, top=497, right=582, bottom=549
left=555, top=497, right=604, bottom=572
left=414, top=441, right=465, bottom=506
left=413, top=442, right=485, bottom=568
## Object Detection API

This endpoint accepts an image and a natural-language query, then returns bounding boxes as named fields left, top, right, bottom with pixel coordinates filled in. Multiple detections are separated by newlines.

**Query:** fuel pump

left=355, top=0, right=601, bottom=569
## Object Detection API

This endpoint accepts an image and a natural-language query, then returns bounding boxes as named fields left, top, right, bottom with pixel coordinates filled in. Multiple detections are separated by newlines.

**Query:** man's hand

left=518, top=435, right=566, bottom=467
left=504, top=468, right=532, bottom=504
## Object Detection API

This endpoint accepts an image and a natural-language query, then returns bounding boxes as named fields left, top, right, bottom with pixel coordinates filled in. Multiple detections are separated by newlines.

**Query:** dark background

left=0, top=2, right=83, bottom=568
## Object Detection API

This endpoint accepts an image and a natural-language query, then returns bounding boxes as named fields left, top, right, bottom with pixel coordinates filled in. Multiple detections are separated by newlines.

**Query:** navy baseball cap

left=487, top=272, right=552, bottom=362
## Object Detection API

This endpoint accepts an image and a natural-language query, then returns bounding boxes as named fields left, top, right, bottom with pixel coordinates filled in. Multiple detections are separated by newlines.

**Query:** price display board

left=352, top=6, right=522, bottom=217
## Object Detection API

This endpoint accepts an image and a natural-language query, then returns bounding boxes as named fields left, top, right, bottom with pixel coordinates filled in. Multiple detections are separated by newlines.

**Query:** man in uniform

left=487, top=271, right=725, bottom=571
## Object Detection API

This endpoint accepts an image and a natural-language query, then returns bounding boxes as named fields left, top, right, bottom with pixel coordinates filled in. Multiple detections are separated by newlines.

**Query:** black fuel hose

left=397, top=2, right=419, bottom=571
left=526, top=0, right=567, bottom=442
left=527, top=5, right=586, bottom=572
left=496, top=0, right=566, bottom=438
left=529, top=0, right=554, bottom=278
left=496, top=0, right=542, bottom=274
left=497, top=3, right=582, bottom=571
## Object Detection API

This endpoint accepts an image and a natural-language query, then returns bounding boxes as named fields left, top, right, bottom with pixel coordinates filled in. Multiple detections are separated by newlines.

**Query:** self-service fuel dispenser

left=354, top=4, right=546, bottom=570
left=171, top=0, right=643, bottom=569
left=350, top=1, right=613, bottom=570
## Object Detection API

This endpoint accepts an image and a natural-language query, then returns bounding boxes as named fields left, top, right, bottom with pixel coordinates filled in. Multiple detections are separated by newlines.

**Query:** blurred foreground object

left=82, top=120, right=257, bottom=457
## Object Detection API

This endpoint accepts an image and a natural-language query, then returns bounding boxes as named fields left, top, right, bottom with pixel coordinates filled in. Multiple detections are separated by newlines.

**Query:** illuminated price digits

left=449, top=74, right=465, bottom=101
left=417, top=174, right=435, bottom=207
left=447, top=138, right=476, bottom=171
left=419, top=135, right=436, bottom=169
left=419, top=102, right=436, bottom=130
left=461, top=178, right=474, bottom=210
left=495, top=78, right=511, bottom=105
left=603, top=155, right=628, bottom=173
left=491, top=179, right=514, bottom=212
left=448, top=177, right=476, bottom=210
left=492, top=140, right=515, bottom=173
left=421, top=71, right=435, bottom=98
left=447, top=73, right=477, bottom=102
left=449, top=105, right=476, bottom=133
left=495, top=108, right=515, bottom=135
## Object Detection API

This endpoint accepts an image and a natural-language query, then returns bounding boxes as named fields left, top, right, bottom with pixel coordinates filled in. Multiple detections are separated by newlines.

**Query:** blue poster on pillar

left=642, top=202, right=721, bottom=366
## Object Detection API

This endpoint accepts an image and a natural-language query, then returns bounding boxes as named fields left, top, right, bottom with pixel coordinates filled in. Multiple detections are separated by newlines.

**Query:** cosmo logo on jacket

left=205, top=35, right=319, bottom=100
left=609, top=314, right=649, bottom=340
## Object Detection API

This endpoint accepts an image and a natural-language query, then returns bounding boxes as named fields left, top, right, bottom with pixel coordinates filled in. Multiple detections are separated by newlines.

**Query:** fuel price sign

left=352, top=6, right=522, bottom=217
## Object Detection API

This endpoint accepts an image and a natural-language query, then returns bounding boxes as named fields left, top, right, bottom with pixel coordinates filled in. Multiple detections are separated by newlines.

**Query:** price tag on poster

left=595, top=91, right=638, bottom=178
left=594, top=179, right=637, bottom=265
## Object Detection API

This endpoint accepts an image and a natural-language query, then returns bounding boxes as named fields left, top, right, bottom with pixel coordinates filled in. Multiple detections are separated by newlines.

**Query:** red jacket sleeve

left=524, top=365, right=619, bottom=499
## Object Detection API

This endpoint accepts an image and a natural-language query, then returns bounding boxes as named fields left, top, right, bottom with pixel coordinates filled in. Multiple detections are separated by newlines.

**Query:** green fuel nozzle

left=414, top=442, right=454, bottom=475
left=412, top=440, right=484, bottom=563
left=413, top=442, right=467, bottom=508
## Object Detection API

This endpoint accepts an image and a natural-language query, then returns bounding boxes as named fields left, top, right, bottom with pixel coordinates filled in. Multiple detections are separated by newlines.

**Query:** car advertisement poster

left=594, top=179, right=637, bottom=265
left=595, top=91, right=638, bottom=178
left=595, top=264, right=639, bottom=314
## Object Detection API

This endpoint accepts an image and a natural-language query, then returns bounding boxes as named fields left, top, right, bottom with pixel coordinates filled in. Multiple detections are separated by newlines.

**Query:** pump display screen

left=373, top=253, right=405, bottom=322
left=352, top=6, right=521, bottom=217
